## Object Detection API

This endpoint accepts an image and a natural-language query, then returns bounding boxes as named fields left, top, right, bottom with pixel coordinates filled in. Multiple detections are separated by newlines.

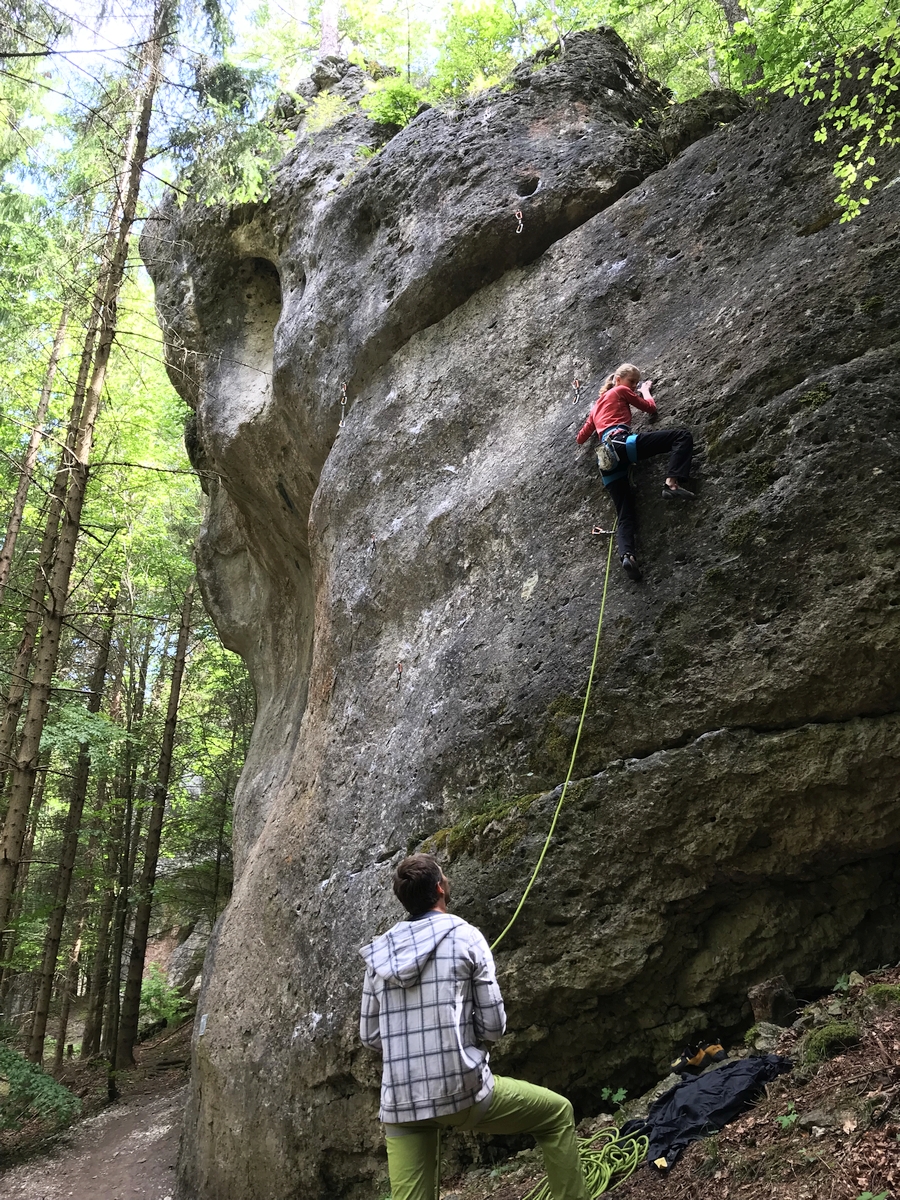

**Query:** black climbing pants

left=605, top=428, right=694, bottom=559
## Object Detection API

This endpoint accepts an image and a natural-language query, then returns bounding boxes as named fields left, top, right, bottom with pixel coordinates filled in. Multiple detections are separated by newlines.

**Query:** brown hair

left=393, top=854, right=443, bottom=916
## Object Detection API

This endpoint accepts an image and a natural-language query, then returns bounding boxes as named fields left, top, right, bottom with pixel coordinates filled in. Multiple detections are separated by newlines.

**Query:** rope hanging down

left=490, top=523, right=617, bottom=951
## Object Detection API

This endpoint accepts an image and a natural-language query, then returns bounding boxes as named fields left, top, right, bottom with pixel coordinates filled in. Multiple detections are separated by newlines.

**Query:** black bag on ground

left=620, top=1053, right=792, bottom=1171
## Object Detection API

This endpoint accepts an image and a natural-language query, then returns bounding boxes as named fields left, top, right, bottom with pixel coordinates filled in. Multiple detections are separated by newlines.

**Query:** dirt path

left=0, top=1023, right=192, bottom=1200
left=0, top=1080, right=185, bottom=1200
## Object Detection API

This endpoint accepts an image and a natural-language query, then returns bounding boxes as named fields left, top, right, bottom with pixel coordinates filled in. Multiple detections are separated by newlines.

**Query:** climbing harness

left=490, top=522, right=617, bottom=952
left=597, top=431, right=640, bottom=487
left=514, top=209, right=524, bottom=234
left=339, top=381, right=348, bottom=428
left=521, top=1126, right=649, bottom=1200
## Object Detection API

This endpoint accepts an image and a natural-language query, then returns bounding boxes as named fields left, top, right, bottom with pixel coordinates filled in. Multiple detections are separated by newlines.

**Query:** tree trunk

left=718, top=0, right=744, bottom=32
left=116, top=580, right=194, bottom=1068
left=54, top=854, right=93, bottom=1072
left=0, top=7, right=168, bottom=937
left=28, top=600, right=116, bottom=1062
left=0, top=306, right=68, bottom=606
left=53, top=949, right=80, bottom=1070
left=0, top=762, right=47, bottom=1003
left=101, top=624, right=152, bottom=1066
left=318, top=0, right=339, bottom=57
left=80, top=769, right=119, bottom=1058
left=0, top=296, right=101, bottom=803
left=716, top=0, right=762, bottom=80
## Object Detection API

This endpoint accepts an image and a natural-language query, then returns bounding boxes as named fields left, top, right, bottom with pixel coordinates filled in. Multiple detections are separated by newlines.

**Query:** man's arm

left=470, top=936, right=506, bottom=1043
left=359, top=967, right=383, bottom=1051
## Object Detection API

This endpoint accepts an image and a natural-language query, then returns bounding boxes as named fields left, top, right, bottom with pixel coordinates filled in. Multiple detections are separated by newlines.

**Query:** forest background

left=0, top=0, right=896, bottom=1137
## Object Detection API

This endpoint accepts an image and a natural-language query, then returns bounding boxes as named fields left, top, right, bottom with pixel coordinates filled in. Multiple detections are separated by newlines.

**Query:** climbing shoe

left=670, top=1042, right=726, bottom=1075
left=621, top=554, right=642, bottom=582
left=662, top=483, right=695, bottom=501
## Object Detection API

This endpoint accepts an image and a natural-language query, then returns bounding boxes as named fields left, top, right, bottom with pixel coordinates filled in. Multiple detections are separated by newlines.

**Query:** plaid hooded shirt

left=359, top=911, right=506, bottom=1123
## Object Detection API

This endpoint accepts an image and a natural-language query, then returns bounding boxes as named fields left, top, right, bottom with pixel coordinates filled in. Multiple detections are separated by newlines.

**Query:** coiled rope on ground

left=522, top=1126, right=649, bottom=1200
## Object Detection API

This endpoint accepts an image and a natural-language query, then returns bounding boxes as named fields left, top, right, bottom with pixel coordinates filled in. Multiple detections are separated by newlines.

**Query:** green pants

left=384, top=1076, right=590, bottom=1200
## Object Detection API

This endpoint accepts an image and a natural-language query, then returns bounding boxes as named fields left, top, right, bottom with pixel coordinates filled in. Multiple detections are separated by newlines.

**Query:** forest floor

left=3, top=970, right=899, bottom=1200
left=442, top=966, right=900, bottom=1200
left=0, top=1021, right=190, bottom=1200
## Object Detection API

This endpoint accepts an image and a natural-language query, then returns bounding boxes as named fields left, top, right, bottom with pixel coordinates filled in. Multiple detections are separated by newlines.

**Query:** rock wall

left=142, top=30, right=900, bottom=1199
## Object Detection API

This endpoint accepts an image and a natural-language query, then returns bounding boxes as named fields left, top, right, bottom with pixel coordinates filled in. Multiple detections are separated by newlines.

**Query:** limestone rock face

left=167, top=918, right=212, bottom=992
left=142, top=29, right=900, bottom=1200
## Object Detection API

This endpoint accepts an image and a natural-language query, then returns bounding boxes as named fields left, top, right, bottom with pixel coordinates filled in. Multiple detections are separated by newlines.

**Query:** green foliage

left=0, top=1044, right=81, bottom=1130
left=40, top=705, right=126, bottom=772
left=856, top=1192, right=889, bottom=1200
left=775, top=1102, right=799, bottom=1129
left=431, top=0, right=519, bottom=97
left=361, top=77, right=425, bottom=127
left=0, top=1, right=68, bottom=171
left=305, top=90, right=354, bottom=132
left=604, top=0, right=730, bottom=97
left=784, top=38, right=900, bottom=220
left=194, top=59, right=256, bottom=111
left=140, top=963, right=192, bottom=1027
left=601, top=1086, right=628, bottom=1106
left=168, top=60, right=291, bottom=205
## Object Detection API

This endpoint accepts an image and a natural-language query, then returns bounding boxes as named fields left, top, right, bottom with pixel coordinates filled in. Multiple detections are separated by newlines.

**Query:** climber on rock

left=576, top=362, right=695, bottom=582
left=359, top=854, right=589, bottom=1200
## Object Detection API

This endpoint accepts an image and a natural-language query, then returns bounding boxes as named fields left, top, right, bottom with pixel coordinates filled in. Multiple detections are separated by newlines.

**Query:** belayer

left=576, top=362, right=695, bottom=582
left=359, top=854, right=590, bottom=1200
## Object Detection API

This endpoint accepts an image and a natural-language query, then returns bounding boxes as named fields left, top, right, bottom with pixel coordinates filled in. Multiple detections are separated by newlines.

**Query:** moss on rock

left=859, top=983, right=900, bottom=1011
left=423, top=791, right=543, bottom=862
left=802, top=1021, right=859, bottom=1064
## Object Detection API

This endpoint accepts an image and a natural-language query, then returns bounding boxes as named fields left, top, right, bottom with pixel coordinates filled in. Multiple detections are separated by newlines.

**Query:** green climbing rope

left=490, top=525, right=617, bottom=952
left=521, top=1128, right=649, bottom=1200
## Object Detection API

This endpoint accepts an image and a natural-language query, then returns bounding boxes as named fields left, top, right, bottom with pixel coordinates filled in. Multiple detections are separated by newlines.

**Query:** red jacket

left=576, top=385, right=657, bottom=444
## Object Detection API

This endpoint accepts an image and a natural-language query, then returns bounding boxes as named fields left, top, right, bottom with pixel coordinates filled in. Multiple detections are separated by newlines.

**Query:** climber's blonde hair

left=614, top=362, right=641, bottom=385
